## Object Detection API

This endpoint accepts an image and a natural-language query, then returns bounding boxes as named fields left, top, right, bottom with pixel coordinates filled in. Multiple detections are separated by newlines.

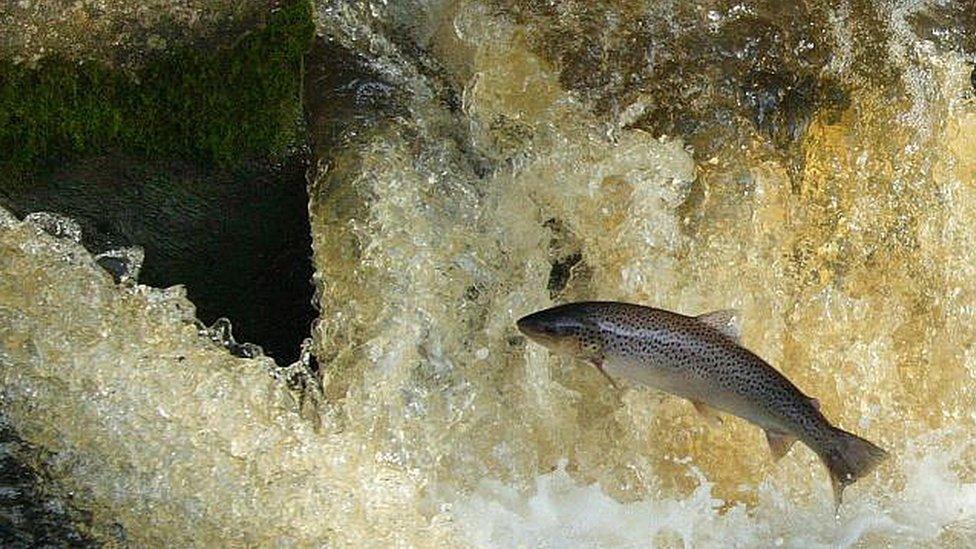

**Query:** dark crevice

left=548, top=252, right=582, bottom=298
left=0, top=153, right=317, bottom=365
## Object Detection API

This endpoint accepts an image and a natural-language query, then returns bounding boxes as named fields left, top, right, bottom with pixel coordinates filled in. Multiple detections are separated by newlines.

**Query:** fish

left=516, top=301, right=887, bottom=505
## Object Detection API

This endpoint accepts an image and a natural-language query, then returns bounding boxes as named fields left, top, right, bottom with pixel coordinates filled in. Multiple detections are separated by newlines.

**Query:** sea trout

left=517, top=301, right=887, bottom=504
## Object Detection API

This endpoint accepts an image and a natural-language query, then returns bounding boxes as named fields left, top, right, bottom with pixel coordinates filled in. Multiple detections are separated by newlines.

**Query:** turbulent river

left=2, top=0, right=976, bottom=546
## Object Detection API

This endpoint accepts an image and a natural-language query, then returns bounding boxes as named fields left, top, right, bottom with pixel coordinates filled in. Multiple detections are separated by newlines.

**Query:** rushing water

left=1, top=0, right=976, bottom=546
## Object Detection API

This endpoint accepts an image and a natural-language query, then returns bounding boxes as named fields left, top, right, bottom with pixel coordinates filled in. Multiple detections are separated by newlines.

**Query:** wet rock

left=741, top=71, right=847, bottom=150
left=303, top=40, right=401, bottom=153
left=908, top=3, right=976, bottom=57
left=487, top=1, right=945, bottom=164
left=492, top=1, right=840, bottom=156
left=1, top=0, right=270, bottom=68
left=0, top=421, right=98, bottom=547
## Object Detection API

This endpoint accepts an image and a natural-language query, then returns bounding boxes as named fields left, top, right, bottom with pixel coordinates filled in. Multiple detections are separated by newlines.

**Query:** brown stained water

left=2, top=0, right=976, bottom=546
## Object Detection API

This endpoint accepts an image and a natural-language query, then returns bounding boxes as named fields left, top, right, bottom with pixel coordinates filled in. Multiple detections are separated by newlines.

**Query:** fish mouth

left=516, top=313, right=545, bottom=338
left=516, top=311, right=578, bottom=355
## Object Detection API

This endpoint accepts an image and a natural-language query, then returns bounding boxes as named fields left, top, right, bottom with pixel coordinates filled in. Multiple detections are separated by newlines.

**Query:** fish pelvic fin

left=764, top=430, right=796, bottom=461
left=696, top=309, right=741, bottom=343
left=817, top=427, right=888, bottom=506
left=691, top=400, right=723, bottom=426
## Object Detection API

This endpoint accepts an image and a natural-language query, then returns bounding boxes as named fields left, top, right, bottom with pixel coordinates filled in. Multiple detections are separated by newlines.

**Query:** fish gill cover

left=2, top=0, right=976, bottom=546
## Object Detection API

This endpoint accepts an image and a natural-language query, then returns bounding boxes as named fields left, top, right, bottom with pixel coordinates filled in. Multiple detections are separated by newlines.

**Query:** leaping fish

left=517, top=301, right=887, bottom=505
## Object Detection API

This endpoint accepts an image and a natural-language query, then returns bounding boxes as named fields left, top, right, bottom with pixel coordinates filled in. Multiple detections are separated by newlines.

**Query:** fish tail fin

left=816, top=427, right=887, bottom=507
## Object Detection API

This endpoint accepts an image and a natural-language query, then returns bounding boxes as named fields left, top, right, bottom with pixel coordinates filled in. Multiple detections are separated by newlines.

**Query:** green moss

left=0, top=0, right=314, bottom=172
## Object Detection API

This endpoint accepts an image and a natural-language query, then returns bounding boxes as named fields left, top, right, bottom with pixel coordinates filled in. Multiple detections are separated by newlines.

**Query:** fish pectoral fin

left=765, top=430, right=797, bottom=461
left=592, top=359, right=619, bottom=389
left=696, top=309, right=741, bottom=344
left=691, top=400, right=724, bottom=426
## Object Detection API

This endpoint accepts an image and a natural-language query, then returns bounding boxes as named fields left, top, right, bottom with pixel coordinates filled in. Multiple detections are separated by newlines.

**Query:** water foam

left=454, top=431, right=976, bottom=547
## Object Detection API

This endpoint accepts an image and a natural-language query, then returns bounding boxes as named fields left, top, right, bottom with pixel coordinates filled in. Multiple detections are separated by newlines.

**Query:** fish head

left=517, top=304, right=602, bottom=361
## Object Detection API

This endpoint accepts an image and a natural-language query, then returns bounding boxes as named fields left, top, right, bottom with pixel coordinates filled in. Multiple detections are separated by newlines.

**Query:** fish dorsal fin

left=697, top=309, right=741, bottom=343
left=765, top=430, right=796, bottom=461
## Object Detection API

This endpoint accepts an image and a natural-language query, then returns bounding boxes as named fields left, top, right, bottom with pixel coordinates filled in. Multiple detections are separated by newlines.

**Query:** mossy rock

left=0, top=0, right=314, bottom=173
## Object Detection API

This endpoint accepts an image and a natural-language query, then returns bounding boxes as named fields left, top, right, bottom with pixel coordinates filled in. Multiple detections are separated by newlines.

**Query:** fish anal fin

left=765, top=430, right=796, bottom=461
left=697, top=309, right=741, bottom=343
left=691, top=400, right=723, bottom=426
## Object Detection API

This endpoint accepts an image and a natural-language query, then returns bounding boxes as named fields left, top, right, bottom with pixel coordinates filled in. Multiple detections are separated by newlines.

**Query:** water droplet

left=198, top=317, right=263, bottom=359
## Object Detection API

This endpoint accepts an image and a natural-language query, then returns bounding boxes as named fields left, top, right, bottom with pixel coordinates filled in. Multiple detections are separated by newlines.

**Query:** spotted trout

left=517, top=301, right=887, bottom=504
